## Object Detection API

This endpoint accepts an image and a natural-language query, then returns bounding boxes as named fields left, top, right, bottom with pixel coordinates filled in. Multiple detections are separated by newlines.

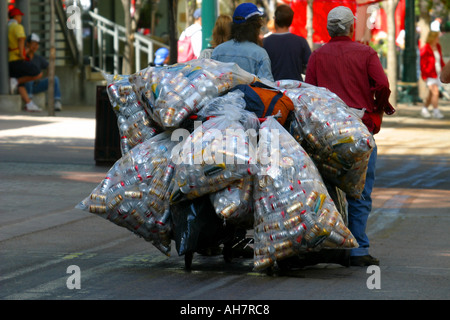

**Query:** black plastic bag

left=170, top=195, right=235, bottom=256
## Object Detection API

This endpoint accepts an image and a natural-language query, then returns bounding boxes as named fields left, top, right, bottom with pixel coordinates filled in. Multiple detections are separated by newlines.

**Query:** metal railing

left=87, top=10, right=169, bottom=75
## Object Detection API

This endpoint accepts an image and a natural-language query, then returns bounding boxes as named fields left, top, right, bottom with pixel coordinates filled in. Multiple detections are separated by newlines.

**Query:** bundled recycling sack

left=131, top=59, right=258, bottom=130
left=76, top=132, right=177, bottom=255
left=105, top=74, right=160, bottom=155
left=276, top=81, right=375, bottom=199
left=252, top=117, right=358, bottom=271
left=196, top=94, right=256, bottom=227
left=170, top=105, right=260, bottom=204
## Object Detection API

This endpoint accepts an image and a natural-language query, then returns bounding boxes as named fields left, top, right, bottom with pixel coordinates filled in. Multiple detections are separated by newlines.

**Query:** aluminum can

left=89, top=204, right=107, bottom=214
left=253, top=257, right=274, bottom=270
left=220, top=202, right=238, bottom=219
left=283, top=215, right=302, bottom=229
left=107, top=194, right=124, bottom=210
left=124, top=191, right=144, bottom=199
left=162, top=107, right=176, bottom=126
left=107, top=84, right=121, bottom=101
left=90, top=193, right=106, bottom=204
left=305, top=191, right=319, bottom=207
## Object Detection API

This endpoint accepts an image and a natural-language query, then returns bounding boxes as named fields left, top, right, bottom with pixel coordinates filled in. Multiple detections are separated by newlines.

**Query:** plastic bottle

left=107, top=194, right=124, bottom=210
left=120, top=135, right=130, bottom=154
left=107, top=83, right=121, bottom=102
left=99, top=173, right=114, bottom=194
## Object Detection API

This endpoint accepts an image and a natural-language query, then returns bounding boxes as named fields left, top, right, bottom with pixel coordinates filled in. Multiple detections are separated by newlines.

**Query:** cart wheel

left=223, top=245, right=233, bottom=263
left=185, top=251, right=194, bottom=270
left=276, top=259, right=290, bottom=272
left=265, top=265, right=275, bottom=276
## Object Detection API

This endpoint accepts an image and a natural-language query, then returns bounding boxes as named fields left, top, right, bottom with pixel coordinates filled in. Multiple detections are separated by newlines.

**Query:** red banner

left=288, top=0, right=405, bottom=45
left=289, top=0, right=357, bottom=43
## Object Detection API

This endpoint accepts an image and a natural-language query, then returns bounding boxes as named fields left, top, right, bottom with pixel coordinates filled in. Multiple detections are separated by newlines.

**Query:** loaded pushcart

left=77, top=59, right=374, bottom=273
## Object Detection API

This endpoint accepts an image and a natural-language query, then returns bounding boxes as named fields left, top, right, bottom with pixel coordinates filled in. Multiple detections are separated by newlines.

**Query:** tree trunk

left=121, top=0, right=133, bottom=74
left=386, top=0, right=399, bottom=107
left=185, top=0, right=197, bottom=27
left=417, top=1, right=431, bottom=100
left=168, top=0, right=178, bottom=64
left=121, top=0, right=142, bottom=74
left=306, top=0, right=313, bottom=50
left=48, top=0, right=55, bottom=116
left=261, top=0, right=276, bottom=23
left=417, top=0, right=431, bottom=49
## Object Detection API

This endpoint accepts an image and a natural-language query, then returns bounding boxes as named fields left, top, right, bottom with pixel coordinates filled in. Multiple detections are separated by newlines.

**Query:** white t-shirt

left=179, top=23, right=202, bottom=58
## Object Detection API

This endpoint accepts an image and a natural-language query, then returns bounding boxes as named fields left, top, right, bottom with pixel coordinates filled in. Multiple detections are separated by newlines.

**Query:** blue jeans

left=24, top=76, right=61, bottom=100
left=347, top=144, right=377, bottom=257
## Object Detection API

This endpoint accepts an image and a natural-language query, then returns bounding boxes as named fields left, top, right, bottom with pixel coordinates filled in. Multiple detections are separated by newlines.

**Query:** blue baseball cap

left=154, top=47, right=169, bottom=65
left=233, top=3, right=263, bottom=24
left=193, top=8, right=201, bottom=19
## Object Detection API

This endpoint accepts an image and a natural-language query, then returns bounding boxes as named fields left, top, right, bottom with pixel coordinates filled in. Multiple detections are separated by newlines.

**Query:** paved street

left=0, top=100, right=449, bottom=304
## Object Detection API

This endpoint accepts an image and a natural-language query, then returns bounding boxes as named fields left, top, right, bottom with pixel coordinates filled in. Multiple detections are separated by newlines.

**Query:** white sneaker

left=432, top=109, right=444, bottom=119
left=420, top=107, right=431, bottom=118
left=25, top=101, right=42, bottom=112
left=54, top=100, right=62, bottom=111
left=10, top=78, right=18, bottom=94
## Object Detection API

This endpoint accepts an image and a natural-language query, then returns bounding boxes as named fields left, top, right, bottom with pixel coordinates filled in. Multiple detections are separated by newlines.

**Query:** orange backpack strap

left=231, top=82, right=294, bottom=125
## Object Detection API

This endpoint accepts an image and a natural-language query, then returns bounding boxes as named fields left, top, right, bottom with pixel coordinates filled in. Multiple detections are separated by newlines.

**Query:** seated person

left=8, top=7, right=42, bottom=112
left=24, top=33, right=63, bottom=111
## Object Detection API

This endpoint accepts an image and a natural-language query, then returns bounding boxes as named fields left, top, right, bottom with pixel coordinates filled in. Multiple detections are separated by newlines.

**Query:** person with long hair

left=420, top=31, right=445, bottom=119
left=211, top=3, right=274, bottom=81
left=199, top=14, right=232, bottom=59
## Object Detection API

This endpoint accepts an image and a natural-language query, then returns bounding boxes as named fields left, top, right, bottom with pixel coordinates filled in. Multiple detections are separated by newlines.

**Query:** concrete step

left=33, top=92, right=47, bottom=109
left=0, top=95, right=22, bottom=113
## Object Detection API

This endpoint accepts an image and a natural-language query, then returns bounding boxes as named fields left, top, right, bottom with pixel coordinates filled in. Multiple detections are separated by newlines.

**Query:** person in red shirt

left=419, top=31, right=445, bottom=119
left=305, top=6, right=395, bottom=267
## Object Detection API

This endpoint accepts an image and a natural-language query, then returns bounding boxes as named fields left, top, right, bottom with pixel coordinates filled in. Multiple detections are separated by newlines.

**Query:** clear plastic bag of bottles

left=252, top=117, right=358, bottom=271
left=130, top=59, right=258, bottom=130
left=76, top=132, right=177, bottom=255
left=210, top=176, right=254, bottom=228
left=104, top=74, right=160, bottom=155
left=197, top=93, right=260, bottom=132
left=279, top=85, right=375, bottom=199
left=170, top=109, right=260, bottom=204
left=197, top=90, right=246, bottom=116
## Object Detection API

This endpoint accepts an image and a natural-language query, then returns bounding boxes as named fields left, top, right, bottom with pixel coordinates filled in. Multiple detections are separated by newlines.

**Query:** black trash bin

left=94, top=85, right=121, bottom=166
